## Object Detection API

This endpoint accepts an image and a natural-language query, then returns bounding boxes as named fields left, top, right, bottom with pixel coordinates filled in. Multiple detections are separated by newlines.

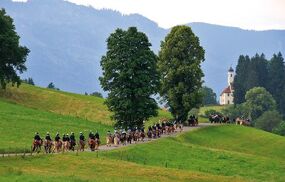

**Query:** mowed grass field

left=0, top=153, right=245, bottom=182
left=100, top=125, right=285, bottom=182
left=0, top=84, right=172, bottom=126
left=0, top=99, right=113, bottom=153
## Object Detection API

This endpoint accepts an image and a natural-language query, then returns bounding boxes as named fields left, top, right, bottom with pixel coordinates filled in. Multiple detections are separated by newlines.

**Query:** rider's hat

left=80, top=132, right=83, bottom=134
left=66, top=134, right=69, bottom=136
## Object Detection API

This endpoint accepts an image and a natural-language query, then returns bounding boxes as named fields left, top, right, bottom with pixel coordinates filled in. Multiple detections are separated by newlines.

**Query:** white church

left=219, top=67, right=235, bottom=105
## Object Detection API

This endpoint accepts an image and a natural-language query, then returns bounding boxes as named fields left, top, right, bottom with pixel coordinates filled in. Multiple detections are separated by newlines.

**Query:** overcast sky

left=14, top=0, right=285, bottom=30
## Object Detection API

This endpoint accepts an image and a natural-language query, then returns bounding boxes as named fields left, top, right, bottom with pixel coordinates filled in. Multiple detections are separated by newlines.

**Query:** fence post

left=165, top=161, right=168, bottom=168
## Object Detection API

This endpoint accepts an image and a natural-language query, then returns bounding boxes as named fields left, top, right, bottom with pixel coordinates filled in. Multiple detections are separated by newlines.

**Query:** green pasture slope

left=0, top=153, right=243, bottom=182
left=0, top=84, right=172, bottom=126
left=102, top=125, right=285, bottom=182
left=0, top=99, right=112, bottom=153
left=1, top=125, right=284, bottom=181
left=0, top=84, right=171, bottom=152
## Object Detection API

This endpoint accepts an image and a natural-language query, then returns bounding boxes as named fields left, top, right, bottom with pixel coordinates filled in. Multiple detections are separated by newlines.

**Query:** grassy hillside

left=0, top=153, right=244, bottom=182
left=0, top=84, right=172, bottom=126
left=101, top=125, right=285, bottom=181
left=0, top=99, right=112, bottom=153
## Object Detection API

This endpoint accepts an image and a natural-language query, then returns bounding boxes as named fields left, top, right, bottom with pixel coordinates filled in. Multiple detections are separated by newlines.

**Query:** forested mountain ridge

left=1, top=0, right=284, bottom=95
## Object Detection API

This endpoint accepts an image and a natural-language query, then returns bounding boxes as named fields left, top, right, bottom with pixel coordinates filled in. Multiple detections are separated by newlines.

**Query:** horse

left=106, top=135, right=113, bottom=147
left=44, top=140, right=53, bottom=153
left=63, top=141, right=70, bottom=152
left=147, top=130, right=152, bottom=140
left=32, top=139, right=43, bottom=153
left=140, top=131, right=145, bottom=142
left=94, top=138, right=100, bottom=150
left=127, top=131, right=133, bottom=144
left=236, top=117, right=251, bottom=126
left=134, top=131, right=139, bottom=143
left=88, top=139, right=96, bottom=151
left=69, top=140, right=76, bottom=151
left=79, top=140, right=85, bottom=151
left=53, top=140, right=62, bottom=153
left=114, top=134, right=120, bottom=146
left=120, top=133, right=127, bottom=145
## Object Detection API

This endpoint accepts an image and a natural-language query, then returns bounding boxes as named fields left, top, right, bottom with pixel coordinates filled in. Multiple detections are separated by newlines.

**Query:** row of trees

left=100, top=26, right=205, bottom=128
left=234, top=53, right=285, bottom=116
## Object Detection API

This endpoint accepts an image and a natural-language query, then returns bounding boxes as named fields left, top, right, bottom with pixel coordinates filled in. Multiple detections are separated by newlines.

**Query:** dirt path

left=1, top=123, right=212, bottom=157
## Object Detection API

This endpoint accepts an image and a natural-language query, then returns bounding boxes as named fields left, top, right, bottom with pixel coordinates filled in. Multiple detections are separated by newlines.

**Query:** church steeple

left=228, top=66, right=234, bottom=86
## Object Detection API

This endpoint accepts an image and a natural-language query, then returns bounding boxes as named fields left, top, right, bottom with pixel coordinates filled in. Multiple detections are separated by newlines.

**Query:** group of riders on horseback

left=106, top=121, right=184, bottom=147
left=208, top=114, right=251, bottom=126
left=32, top=131, right=100, bottom=153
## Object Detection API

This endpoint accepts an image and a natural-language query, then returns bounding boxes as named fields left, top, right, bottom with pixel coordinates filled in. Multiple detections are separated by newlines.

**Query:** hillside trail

left=1, top=123, right=212, bottom=157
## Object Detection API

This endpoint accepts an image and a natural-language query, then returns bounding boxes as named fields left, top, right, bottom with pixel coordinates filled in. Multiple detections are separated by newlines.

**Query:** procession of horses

left=32, top=114, right=250, bottom=154
left=31, top=120, right=185, bottom=154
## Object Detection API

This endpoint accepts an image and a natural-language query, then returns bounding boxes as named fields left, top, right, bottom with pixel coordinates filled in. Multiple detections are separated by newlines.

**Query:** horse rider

left=45, top=132, right=52, bottom=141
left=89, top=131, right=95, bottom=140
left=34, top=132, right=41, bottom=142
left=70, top=132, right=76, bottom=148
left=95, top=131, right=100, bottom=140
left=79, top=132, right=85, bottom=141
left=62, top=134, right=67, bottom=142
left=66, top=134, right=70, bottom=143
left=55, top=132, right=60, bottom=142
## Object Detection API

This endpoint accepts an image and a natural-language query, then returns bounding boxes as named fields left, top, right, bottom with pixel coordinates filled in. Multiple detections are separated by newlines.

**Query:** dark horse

left=32, top=139, right=43, bottom=153
left=188, top=116, right=198, bottom=126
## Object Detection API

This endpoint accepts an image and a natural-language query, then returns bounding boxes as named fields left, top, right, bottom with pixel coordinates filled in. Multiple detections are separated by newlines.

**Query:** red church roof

left=220, top=86, right=232, bottom=96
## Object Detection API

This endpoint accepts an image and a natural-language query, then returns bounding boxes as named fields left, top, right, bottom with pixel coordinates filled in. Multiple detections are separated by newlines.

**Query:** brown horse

left=53, top=140, right=62, bottom=153
left=89, top=139, right=96, bottom=151
left=79, top=140, right=85, bottom=151
left=44, top=140, right=53, bottom=153
left=140, top=131, right=145, bottom=142
left=32, top=139, right=43, bottom=153
left=63, top=141, right=70, bottom=152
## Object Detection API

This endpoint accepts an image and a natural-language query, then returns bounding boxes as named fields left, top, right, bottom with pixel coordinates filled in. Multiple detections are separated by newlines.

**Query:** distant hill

left=1, top=0, right=284, bottom=96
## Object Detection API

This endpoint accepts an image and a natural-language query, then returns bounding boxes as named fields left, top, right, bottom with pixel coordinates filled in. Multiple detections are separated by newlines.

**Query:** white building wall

left=220, top=93, right=234, bottom=105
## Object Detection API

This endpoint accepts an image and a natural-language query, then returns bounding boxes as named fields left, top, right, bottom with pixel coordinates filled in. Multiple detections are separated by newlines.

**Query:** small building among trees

left=220, top=67, right=234, bottom=105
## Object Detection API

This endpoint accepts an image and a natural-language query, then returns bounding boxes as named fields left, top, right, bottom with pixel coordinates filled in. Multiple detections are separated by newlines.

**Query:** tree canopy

left=255, top=110, right=283, bottom=132
left=201, top=86, right=217, bottom=106
left=233, top=52, right=285, bottom=117
left=0, top=9, right=29, bottom=89
left=158, top=25, right=205, bottom=121
left=100, top=27, right=159, bottom=129
left=244, top=87, right=276, bottom=121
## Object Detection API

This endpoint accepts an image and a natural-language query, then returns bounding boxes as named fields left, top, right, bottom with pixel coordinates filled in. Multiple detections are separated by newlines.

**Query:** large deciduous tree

left=0, top=9, right=29, bottom=89
left=158, top=25, right=205, bottom=122
left=245, top=87, right=276, bottom=121
left=100, top=27, right=159, bottom=129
